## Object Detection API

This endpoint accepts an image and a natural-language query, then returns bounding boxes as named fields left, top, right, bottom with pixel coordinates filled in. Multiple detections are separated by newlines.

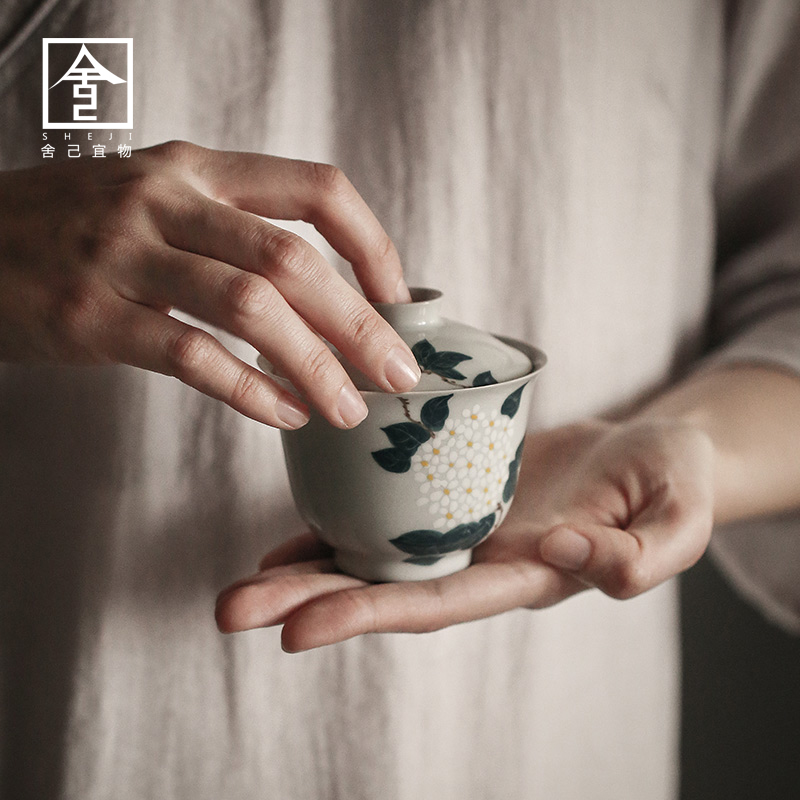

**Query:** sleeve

left=702, top=0, right=800, bottom=635
left=706, top=0, right=800, bottom=375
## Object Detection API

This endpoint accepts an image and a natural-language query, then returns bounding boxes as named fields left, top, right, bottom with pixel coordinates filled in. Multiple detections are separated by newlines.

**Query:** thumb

left=537, top=496, right=712, bottom=600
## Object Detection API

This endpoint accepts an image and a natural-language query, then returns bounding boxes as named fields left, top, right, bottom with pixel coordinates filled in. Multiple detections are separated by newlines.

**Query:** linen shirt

left=1, top=2, right=799, bottom=798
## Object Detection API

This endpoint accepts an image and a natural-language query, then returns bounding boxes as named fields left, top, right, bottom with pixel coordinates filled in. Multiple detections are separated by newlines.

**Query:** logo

left=42, top=38, right=132, bottom=129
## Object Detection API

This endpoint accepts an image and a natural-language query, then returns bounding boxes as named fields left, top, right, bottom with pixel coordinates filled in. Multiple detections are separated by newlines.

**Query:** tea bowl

left=259, top=289, right=546, bottom=582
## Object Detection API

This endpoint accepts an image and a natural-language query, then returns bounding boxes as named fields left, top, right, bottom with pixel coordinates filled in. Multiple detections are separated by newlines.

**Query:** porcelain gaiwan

left=259, top=288, right=546, bottom=582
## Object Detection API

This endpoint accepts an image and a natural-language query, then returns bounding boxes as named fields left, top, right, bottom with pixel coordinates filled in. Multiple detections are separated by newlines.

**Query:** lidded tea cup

left=258, top=288, right=546, bottom=582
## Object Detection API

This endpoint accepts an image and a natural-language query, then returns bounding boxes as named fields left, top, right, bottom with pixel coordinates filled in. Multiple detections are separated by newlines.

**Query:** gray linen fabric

left=0, top=1, right=798, bottom=798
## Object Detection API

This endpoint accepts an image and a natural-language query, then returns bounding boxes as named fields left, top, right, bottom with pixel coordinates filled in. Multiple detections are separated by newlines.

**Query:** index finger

left=149, top=142, right=411, bottom=303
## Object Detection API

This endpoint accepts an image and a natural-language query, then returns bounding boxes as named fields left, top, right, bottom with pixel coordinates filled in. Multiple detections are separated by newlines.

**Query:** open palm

left=216, top=418, right=715, bottom=651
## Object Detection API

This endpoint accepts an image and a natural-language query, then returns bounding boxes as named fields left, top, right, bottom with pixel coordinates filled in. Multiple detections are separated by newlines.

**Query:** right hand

left=0, top=141, right=420, bottom=429
left=216, top=417, right=715, bottom=649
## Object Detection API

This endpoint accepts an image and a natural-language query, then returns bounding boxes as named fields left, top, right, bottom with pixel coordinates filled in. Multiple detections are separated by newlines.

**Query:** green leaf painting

left=371, top=447, right=413, bottom=473
left=430, top=351, right=471, bottom=371
left=411, top=338, right=436, bottom=364
left=502, top=439, right=525, bottom=503
left=472, top=371, right=498, bottom=386
left=420, top=394, right=453, bottom=432
left=380, top=422, right=431, bottom=453
left=372, top=394, right=453, bottom=472
left=372, top=395, right=453, bottom=473
left=412, top=338, right=472, bottom=381
left=390, top=512, right=497, bottom=559
left=501, top=385, right=525, bottom=418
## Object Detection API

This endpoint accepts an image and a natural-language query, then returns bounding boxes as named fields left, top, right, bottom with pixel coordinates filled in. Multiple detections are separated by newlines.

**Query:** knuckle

left=262, top=228, right=313, bottom=281
left=342, top=305, right=384, bottom=350
left=229, top=368, right=264, bottom=409
left=681, top=514, right=714, bottom=572
left=375, top=230, right=398, bottom=266
left=49, top=282, right=104, bottom=343
left=309, top=161, right=351, bottom=200
left=130, top=173, right=170, bottom=203
left=605, top=559, right=651, bottom=600
left=223, top=272, right=277, bottom=322
left=106, top=173, right=169, bottom=218
left=166, top=328, right=216, bottom=377
left=659, top=488, right=696, bottom=532
left=300, top=344, right=338, bottom=386
left=105, top=180, right=145, bottom=218
left=152, top=139, right=199, bottom=165
left=337, top=590, right=380, bottom=633
left=414, top=587, right=449, bottom=634
left=75, top=229, right=119, bottom=263
left=683, top=540, right=707, bottom=573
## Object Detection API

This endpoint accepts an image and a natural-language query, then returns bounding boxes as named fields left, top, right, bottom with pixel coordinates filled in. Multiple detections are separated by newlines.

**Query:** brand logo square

left=43, top=38, right=133, bottom=129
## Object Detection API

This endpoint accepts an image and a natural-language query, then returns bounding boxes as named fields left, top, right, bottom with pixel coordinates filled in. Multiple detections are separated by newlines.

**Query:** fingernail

left=395, top=277, right=412, bottom=303
left=384, top=345, right=421, bottom=392
left=275, top=396, right=310, bottom=430
left=540, top=528, right=592, bottom=571
left=337, top=383, right=368, bottom=428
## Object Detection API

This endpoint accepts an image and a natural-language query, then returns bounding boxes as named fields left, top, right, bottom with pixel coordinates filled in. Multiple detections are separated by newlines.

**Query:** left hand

left=215, top=417, right=715, bottom=651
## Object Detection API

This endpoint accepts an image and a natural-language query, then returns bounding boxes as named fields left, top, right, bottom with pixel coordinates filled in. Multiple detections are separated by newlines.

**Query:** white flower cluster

left=412, top=404, right=516, bottom=531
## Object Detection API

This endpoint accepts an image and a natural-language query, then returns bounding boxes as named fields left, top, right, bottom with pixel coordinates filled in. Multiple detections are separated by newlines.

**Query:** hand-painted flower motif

left=409, top=402, right=517, bottom=530
left=371, top=383, right=530, bottom=558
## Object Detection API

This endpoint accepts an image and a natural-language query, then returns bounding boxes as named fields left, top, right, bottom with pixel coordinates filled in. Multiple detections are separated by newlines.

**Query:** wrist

left=632, top=364, right=800, bottom=525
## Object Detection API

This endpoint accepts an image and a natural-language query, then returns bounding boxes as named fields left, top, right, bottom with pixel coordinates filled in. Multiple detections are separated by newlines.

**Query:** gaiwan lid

left=347, top=287, right=534, bottom=392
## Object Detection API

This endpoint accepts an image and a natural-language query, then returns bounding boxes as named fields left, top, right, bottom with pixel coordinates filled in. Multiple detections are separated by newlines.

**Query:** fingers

left=103, top=297, right=311, bottom=429
left=4, top=143, right=418, bottom=428
left=150, top=193, right=420, bottom=397
left=215, top=561, right=368, bottom=634
left=277, top=561, right=577, bottom=652
left=214, top=512, right=589, bottom=648
left=538, top=490, right=713, bottom=600
left=145, top=141, right=411, bottom=303
left=126, top=245, right=380, bottom=427
left=215, top=534, right=581, bottom=649
left=216, top=502, right=711, bottom=649
left=117, top=144, right=421, bottom=426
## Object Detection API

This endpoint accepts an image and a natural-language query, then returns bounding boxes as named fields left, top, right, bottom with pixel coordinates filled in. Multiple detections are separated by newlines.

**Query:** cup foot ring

left=334, top=549, right=472, bottom=582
